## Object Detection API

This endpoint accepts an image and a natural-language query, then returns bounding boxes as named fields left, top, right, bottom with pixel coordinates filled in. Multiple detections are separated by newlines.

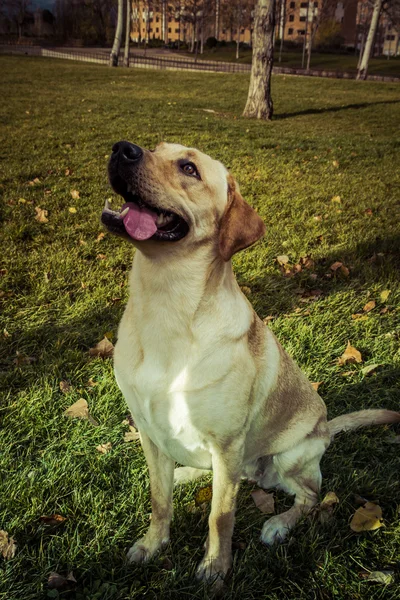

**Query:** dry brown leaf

left=89, top=337, right=114, bottom=359
left=96, top=442, right=112, bottom=454
left=338, top=341, right=362, bottom=365
left=364, top=208, right=373, bottom=216
left=96, top=253, right=106, bottom=260
left=70, top=189, right=80, bottom=200
left=48, top=571, right=77, bottom=590
left=39, top=514, right=67, bottom=526
left=340, top=265, right=350, bottom=277
left=65, top=168, right=71, bottom=176
left=330, top=261, right=342, bottom=271
left=195, top=485, right=213, bottom=506
left=277, top=255, right=289, bottom=265
left=35, top=206, right=48, bottom=223
left=96, top=232, right=105, bottom=242
left=64, top=398, right=99, bottom=426
left=240, top=286, right=252, bottom=296
left=363, top=300, right=376, bottom=313
left=0, top=530, right=17, bottom=559
left=350, top=502, right=383, bottom=532
left=311, top=382, right=323, bottom=391
left=263, top=315, right=274, bottom=324
left=124, top=426, right=140, bottom=442
left=320, top=491, right=339, bottom=510
left=380, top=290, right=391, bottom=303
left=251, top=489, right=275, bottom=514
left=13, top=351, right=36, bottom=367
left=341, top=370, right=356, bottom=377
left=59, top=380, right=72, bottom=394
left=313, top=215, right=322, bottom=221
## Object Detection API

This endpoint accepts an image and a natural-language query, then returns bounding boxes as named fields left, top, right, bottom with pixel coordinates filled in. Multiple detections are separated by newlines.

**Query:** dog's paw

left=127, top=534, right=169, bottom=564
left=260, top=515, right=290, bottom=546
left=196, top=554, right=229, bottom=592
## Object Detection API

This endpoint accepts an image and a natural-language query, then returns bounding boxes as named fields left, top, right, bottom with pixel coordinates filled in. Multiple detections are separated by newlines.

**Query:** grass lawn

left=187, top=46, right=400, bottom=77
left=1, top=56, right=400, bottom=599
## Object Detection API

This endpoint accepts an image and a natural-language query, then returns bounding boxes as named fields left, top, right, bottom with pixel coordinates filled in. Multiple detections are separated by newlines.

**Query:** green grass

left=189, top=46, right=400, bottom=77
left=0, top=56, right=400, bottom=599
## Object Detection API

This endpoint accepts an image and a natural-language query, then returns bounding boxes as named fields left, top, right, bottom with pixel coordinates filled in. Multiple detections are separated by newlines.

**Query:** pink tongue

left=122, top=203, right=158, bottom=240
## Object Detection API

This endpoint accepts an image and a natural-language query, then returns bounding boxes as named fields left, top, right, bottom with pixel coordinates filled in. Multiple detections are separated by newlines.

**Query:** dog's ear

left=219, top=176, right=266, bottom=262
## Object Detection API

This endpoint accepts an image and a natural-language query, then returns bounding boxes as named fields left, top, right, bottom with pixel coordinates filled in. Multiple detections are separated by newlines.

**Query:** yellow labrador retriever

left=101, top=141, right=399, bottom=587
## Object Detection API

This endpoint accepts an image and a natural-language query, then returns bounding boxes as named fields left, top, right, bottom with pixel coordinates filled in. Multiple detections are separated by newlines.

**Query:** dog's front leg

left=127, top=431, right=174, bottom=563
left=196, top=442, right=243, bottom=588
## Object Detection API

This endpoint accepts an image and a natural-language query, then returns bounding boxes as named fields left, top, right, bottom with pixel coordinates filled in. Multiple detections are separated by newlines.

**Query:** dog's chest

left=114, top=332, right=217, bottom=469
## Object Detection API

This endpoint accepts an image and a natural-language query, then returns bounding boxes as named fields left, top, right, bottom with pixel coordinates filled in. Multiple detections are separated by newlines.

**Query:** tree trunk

left=215, top=0, right=220, bottom=39
left=110, top=0, right=124, bottom=66
left=357, top=0, right=383, bottom=80
left=301, top=1, right=310, bottom=68
left=124, top=0, right=131, bottom=67
left=278, top=0, right=285, bottom=63
left=243, top=0, right=276, bottom=120
left=236, top=3, right=242, bottom=60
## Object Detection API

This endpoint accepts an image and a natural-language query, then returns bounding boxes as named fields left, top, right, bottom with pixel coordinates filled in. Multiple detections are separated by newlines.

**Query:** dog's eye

left=180, top=162, right=199, bottom=178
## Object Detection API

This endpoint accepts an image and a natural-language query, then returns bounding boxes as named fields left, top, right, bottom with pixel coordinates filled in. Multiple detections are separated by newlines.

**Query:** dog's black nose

left=111, top=141, right=143, bottom=163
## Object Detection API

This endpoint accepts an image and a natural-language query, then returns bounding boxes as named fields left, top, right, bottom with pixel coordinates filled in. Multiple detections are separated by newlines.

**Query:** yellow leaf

left=251, top=489, right=275, bottom=514
left=331, top=195, right=341, bottom=203
left=352, top=314, right=369, bottom=321
left=338, top=341, right=362, bottom=365
left=195, top=485, right=213, bottom=506
left=35, top=206, right=48, bottom=223
left=64, top=398, right=99, bottom=426
left=332, top=160, right=339, bottom=168
left=18, top=198, right=26, bottom=204
left=69, top=207, right=77, bottom=214
left=363, top=300, right=376, bottom=313
left=0, top=530, right=17, bottom=559
left=96, top=232, right=105, bottom=242
left=96, top=442, right=112, bottom=454
left=380, top=290, right=391, bottom=303
left=70, top=189, right=80, bottom=200
left=320, top=491, right=339, bottom=510
left=350, top=502, right=383, bottom=532
left=88, top=337, right=114, bottom=359
left=124, top=426, right=140, bottom=442
left=277, top=255, right=289, bottom=265
left=311, top=382, right=323, bottom=391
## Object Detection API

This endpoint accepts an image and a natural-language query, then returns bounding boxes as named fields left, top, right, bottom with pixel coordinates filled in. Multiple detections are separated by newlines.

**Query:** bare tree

left=110, top=0, right=124, bottom=66
left=357, top=0, right=383, bottom=79
left=4, top=0, right=31, bottom=40
left=124, top=0, right=131, bottom=66
left=243, top=0, right=276, bottom=120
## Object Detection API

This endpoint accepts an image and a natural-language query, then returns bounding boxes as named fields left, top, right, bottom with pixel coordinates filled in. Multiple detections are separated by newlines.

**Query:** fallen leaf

left=338, top=341, right=362, bottom=365
left=251, top=489, right=275, bottom=514
left=263, top=315, right=274, bottom=324
left=277, top=255, right=289, bottom=266
left=313, top=215, right=322, bottom=221
left=364, top=208, right=373, bottom=216
left=330, top=261, right=342, bottom=271
left=70, top=190, right=80, bottom=200
left=364, top=571, right=393, bottom=585
left=331, top=194, right=341, bottom=202
left=363, top=300, right=376, bottom=313
left=13, top=351, right=36, bottom=367
left=332, top=160, right=339, bottom=168
left=69, top=207, right=77, bottom=214
left=39, top=514, right=67, bottom=526
left=340, top=265, right=349, bottom=277
left=89, top=337, right=114, bottom=359
left=64, top=398, right=99, bottom=426
left=320, top=491, right=339, bottom=510
left=96, top=442, right=112, bottom=454
left=126, top=414, right=137, bottom=428
left=86, top=378, right=97, bottom=387
left=48, top=571, right=76, bottom=590
left=380, top=307, right=389, bottom=315
left=0, top=530, right=17, bottom=559
left=195, top=485, right=213, bottom=506
left=380, top=290, right=390, bottom=303
left=351, top=313, right=369, bottom=321
left=96, top=253, right=106, bottom=260
left=311, top=382, right=323, bottom=391
left=65, top=168, right=71, bottom=176
left=124, top=426, right=140, bottom=442
left=341, top=370, right=356, bottom=377
left=59, top=380, right=72, bottom=394
left=361, top=364, right=380, bottom=376
left=18, top=197, right=26, bottom=204
left=350, top=501, right=383, bottom=532
left=3, top=329, right=10, bottom=338
left=29, top=177, right=41, bottom=185
left=35, top=206, right=48, bottom=223
left=96, top=232, right=105, bottom=242
left=240, top=286, right=252, bottom=296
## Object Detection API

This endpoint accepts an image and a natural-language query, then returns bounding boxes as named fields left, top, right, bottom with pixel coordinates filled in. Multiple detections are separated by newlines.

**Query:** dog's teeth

left=120, top=207, right=129, bottom=219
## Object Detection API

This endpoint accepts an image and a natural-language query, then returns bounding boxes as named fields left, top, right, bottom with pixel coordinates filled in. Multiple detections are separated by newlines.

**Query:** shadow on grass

left=275, top=99, right=400, bottom=120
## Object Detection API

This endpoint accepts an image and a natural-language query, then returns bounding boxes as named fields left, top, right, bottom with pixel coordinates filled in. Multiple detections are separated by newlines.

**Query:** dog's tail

left=328, top=409, right=400, bottom=437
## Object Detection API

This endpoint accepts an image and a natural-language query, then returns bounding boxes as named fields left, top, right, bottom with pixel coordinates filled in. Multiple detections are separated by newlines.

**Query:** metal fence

left=1, top=44, right=398, bottom=82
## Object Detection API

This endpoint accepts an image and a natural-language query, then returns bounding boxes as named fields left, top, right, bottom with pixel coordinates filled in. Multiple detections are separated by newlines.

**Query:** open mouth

left=101, top=179, right=189, bottom=242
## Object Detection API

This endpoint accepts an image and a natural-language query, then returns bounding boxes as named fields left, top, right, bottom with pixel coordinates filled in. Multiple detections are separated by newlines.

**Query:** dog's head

left=102, top=141, right=265, bottom=261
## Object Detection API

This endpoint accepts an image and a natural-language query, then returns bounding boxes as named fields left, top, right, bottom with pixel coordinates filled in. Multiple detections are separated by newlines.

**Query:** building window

left=149, top=28, right=152, bottom=32
left=175, top=28, right=179, bottom=33
left=168, top=17, right=172, bottom=22
left=300, top=2, right=308, bottom=6
left=156, top=27, right=159, bottom=32
left=288, top=28, right=294, bottom=35
left=290, top=1, right=295, bottom=7
left=299, top=16, right=306, bottom=21
left=289, top=14, right=294, bottom=21
left=314, top=1, right=318, bottom=5
left=386, top=34, right=395, bottom=40
left=156, top=17, right=159, bottom=22
left=241, top=29, right=245, bottom=34
left=168, top=27, right=171, bottom=33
